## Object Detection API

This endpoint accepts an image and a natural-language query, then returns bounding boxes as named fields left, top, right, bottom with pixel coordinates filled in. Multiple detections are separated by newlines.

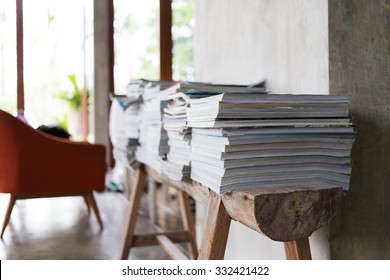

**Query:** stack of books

left=188, top=93, right=354, bottom=194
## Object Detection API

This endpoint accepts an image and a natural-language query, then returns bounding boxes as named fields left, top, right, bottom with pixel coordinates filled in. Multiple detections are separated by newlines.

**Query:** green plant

left=54, top=113, right=69, bottom=131
left=58, top=74, right=87, bottom=110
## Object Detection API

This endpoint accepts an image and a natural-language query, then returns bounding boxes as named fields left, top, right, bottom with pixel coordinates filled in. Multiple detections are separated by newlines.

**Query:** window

left=0, top=0, right=17, bottom=114
left=23, top=0, right=93, bottom=136
left=114, top=0, right=160, bottom=93
left=172, top=0, right=194, bottom=81
left=113, top=0, right=195, bottom=93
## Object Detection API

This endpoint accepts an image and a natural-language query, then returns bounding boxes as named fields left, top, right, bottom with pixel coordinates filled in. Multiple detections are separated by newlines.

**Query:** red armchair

left=0, top=109, right=107, bottom=237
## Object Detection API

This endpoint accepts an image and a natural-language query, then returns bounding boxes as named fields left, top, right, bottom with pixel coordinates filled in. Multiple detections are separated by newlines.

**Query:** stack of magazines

left=110, top=80, right=147, bottom=169
left=112, top=80, right=354, bottom=195
left=135, top=81, right=175, bottom=172
left=109, top=99, right=129, bottom=167
left=187, top=93, right=354, bottom=194
left=160, top=82, right=266, bottom=180
left=161, top=95, right=191, bottom=181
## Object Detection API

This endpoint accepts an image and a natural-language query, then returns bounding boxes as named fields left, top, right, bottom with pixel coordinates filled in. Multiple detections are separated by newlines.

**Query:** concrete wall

left=194, top=0, right=330, bottom=259
left=329, top=0, right=390, bottom=259
left=194, top=0, right=329, bottom=94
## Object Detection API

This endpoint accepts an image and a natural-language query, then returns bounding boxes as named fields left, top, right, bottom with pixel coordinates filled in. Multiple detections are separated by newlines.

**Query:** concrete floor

left=0, top=191, right=183, bottom=260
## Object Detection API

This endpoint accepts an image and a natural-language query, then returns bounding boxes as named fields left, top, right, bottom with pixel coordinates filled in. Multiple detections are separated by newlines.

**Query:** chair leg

left=83, top=195, right=91, bottom=213
left=85, top=192, right=103, bottom=229
left=1, top=195, right=16, bottom=238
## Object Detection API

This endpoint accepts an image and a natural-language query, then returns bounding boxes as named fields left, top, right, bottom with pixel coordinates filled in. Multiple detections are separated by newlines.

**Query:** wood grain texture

left=178, top=191, right=198, bottom=259
left=120, top=166, right=199, bottom=259
left=198, top=192, right=231, bottom=260
left=1, top=195, right=16, bottom=238
left=284, top=238, right=312, bottom=260
left=146, top=166, right=209, bottom=204
left=222, top=185, right=342, bottom=241
left=16, top=0, right=24, bottom=112
left=144, top=166, right=342, bottom=258
left=157, top=235, right=189, bottom=260
left=159, top=0, right=172, bottom=80
left=84, top=192, right=104, bottom=229
left=83, top=195, right=91, bottom=213
left=119, top=167, right=147, bottom=259
left=131, top=231, right=191, bottom=247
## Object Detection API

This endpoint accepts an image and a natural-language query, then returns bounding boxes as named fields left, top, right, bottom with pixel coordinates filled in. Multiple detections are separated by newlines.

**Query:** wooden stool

left=119, top=165, right=342, bottom=260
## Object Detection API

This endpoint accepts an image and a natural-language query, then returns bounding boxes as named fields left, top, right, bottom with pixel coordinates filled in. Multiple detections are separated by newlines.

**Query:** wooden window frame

left=16, top=0, right=24, bottom=114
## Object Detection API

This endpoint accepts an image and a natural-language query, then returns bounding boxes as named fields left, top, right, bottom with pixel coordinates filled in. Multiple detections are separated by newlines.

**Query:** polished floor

left=0, top=190, right=184, bottom=260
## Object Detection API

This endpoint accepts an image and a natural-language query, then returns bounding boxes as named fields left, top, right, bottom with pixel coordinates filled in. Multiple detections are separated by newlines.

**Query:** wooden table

left=119, top=164, right=342, bottom=260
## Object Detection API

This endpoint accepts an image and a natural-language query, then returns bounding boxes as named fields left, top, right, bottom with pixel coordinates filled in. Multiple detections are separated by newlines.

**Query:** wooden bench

left=119, top=164, right=342, bottom=260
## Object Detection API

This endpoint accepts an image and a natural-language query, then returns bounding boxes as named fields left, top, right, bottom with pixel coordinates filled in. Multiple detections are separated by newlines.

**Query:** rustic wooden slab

left=222, top=186, right=342, bottom=241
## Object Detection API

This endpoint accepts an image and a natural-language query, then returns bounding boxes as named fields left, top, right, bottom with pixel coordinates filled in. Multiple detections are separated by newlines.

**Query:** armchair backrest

left=0, top=110, right=68, bottom=193
left=0, top=110, right=27, bottom=192
left=0, top=109, right=107, bottom=195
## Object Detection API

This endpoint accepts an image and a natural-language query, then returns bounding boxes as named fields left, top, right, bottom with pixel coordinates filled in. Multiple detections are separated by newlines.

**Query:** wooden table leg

left=147, top=180, right=158, bottom=225
left=118, top=166, right=147, bottom=260
left=177, top=190, right=198, bottom=259
left=284, top=238, right=312, bottom=260
left=198, top=192, right=231, bottom=260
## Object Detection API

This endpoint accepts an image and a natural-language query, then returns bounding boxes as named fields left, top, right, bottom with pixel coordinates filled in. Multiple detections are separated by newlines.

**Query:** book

left=191, top=145, right=352, bottom=160
left=177, top=81, right=267, bottom=94
left=187, top=118, right=352, bottom=128
left=191, top=161, right=351, bottom=178
left=191, top=153, right=351, bottom=169
left=191, top=133, right=354, bottom=147
left=192, top=126, right=355, bottom=137
left=187, top=93, right=350, bottom=120
left=191, top=171, right=350, bottom=194
left=191, top=167, right=350, bottom=188
left=188, top=93, right=349, bottom=104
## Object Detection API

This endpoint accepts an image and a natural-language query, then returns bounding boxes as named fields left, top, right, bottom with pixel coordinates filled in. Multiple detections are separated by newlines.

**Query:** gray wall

left=329, top=0, right=390, bottom=259
left=194, top=0, right=330, bottom=259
